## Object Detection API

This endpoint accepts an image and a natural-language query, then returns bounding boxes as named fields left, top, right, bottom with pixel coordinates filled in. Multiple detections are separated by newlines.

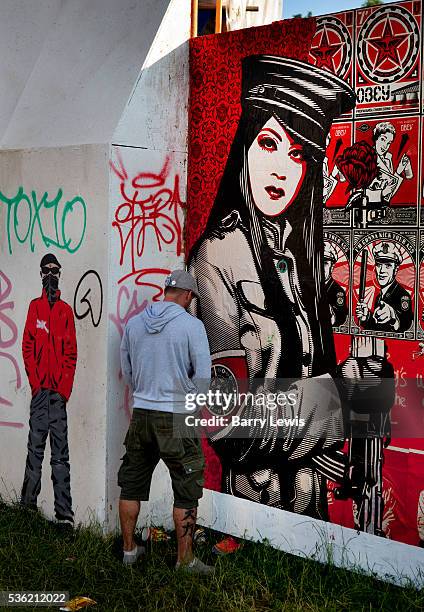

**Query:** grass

left=0, top=499, right=423, bottom=611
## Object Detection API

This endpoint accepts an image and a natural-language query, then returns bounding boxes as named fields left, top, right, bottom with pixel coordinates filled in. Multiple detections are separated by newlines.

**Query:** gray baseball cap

left=164, top=270, right=199, bottom=298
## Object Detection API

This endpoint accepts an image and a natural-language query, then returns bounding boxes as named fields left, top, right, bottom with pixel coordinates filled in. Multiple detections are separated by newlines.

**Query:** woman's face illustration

left=375, top=131, right=394, bottom=157
left=247, top=116, right=307, bottom=216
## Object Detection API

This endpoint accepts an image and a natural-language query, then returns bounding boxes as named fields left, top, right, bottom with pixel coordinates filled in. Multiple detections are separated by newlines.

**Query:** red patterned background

left=185, top=18, right=316, bottom=256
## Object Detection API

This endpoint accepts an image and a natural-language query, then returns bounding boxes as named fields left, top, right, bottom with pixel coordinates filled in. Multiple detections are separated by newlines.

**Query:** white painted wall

left=198, top=490, right=424, bottom=588
left=0, top=144, right=109, bottom=524
left=106, top=0, right=191, bottom=531
left=245, top=0, right=283, bottom=28
left=0, top=0, right=180, bottom=526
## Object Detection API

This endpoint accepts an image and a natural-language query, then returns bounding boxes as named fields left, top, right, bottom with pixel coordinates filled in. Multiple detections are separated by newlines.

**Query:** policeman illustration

left=324, top=241, right=348, bottom=327
left=356, top=241, right=413, bottom=332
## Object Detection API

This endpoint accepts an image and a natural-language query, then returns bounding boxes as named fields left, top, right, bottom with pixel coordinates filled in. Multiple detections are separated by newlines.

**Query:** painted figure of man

left=324, top=241, right=348, bottom=327
left=356, top=241, right=413, bottom=333
left=21, top=253, right=77, bottom=525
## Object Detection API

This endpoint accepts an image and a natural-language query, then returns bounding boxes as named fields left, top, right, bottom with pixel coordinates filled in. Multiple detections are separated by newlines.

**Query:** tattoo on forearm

left=181, top=508, right=196, bottom=538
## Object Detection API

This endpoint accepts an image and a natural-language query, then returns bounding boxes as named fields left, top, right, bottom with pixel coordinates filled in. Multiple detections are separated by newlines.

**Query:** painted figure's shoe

left=55, top=513, right=74, bottom=527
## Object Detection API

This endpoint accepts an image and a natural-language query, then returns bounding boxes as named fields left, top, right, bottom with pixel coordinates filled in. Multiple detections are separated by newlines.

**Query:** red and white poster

left=355, top=2, right=421, bottom=116
left=418, top=231, right=424, bottom=339
left=187, top=5, right=424, bottom=548
left=351, top=230, right=416, bottom=339
left=309, top=11, right=354, bottom=118
left=323, top=121, right=354, bottom=226
left=353, top=115, right=420, bottom=226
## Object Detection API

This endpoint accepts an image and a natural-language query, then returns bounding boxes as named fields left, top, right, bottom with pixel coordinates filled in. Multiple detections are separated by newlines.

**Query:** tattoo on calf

left=181, top=508, right=196, bottom=538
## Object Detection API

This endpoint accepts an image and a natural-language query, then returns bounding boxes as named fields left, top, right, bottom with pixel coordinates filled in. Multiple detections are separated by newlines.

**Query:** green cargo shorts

left=118, top=409, right=205, bottom=508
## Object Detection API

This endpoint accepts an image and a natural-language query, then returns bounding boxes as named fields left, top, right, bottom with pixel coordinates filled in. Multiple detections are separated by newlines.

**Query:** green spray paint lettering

left=0, top=186, right=87, bottom=254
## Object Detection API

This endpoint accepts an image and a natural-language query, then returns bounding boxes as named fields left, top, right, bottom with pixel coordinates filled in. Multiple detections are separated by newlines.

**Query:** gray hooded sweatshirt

left=120, top=302, right=211, bottom=413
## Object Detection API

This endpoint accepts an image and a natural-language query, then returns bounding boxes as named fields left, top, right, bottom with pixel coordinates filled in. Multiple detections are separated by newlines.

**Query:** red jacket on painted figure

left=22, top=289, right=77, bottom=401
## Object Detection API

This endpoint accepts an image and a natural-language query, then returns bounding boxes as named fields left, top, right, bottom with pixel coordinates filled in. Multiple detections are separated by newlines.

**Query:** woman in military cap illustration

left=188, top=55, right=356, bottom=519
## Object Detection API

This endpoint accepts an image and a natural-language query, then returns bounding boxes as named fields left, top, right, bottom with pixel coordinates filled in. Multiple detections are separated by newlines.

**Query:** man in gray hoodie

left=118, top=270, right=213, bottom=574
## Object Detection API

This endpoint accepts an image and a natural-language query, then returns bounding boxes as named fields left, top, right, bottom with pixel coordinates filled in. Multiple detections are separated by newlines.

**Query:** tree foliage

left=293, top=11, right=313, bottom=18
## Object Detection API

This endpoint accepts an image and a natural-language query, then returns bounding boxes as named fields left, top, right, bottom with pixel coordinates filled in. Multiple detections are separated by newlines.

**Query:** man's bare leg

left=119, top=499, right=140, bottom=551
left=174, top=506, right=196, bottom=564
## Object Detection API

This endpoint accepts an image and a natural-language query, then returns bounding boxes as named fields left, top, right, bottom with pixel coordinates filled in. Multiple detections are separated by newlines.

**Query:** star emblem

left=310, top=27, right=343, bottom=72
left=366, top=17, right=409, bottom=71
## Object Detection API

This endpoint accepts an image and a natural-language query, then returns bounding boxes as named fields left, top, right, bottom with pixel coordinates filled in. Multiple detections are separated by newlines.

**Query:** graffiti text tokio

left=0, top=186, right=87, bottom=254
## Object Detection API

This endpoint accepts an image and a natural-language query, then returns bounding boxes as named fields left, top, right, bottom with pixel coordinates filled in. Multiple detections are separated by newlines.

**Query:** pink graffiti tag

left=110, top=284, right=149, bottom=340
left=110, top=285, right=149, bottom=420
left=0, top=270, right=23, bottom=426
left=110, top=150, right=185, bottom=287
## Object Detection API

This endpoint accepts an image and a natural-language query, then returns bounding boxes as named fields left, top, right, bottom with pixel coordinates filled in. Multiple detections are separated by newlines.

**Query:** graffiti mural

left=0, top=186, right=87, bottom=255
left=189, top=54, right=355, bottom=520
left=73, top=270, right=103, bottom=328
left=109, top=147, right=186, bottom=422
left=187, top=6, right=424, bottom=545
left=109, top=148, right=184, bottom=290
left=20, top=253, right=77, bottom=523
left=0, top=270, right=23, bottom=426
left=110, top=284, right=148, bottom=420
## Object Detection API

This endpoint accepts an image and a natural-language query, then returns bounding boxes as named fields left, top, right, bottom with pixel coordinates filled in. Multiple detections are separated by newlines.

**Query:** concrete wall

left=0, top=0, right=181, bottom=526
left=106, top=0, right=191, bottom=529
left=0, top=144, right=109, bottom=523
left=0, top=0, right=171, bottom=149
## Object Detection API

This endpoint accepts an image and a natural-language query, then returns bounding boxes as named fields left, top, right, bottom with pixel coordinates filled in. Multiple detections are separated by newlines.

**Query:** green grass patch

left=0, top=500, right=422, bottom=611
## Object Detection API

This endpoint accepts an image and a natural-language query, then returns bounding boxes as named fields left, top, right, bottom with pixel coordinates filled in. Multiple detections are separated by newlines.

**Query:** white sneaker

left=175, top=556, right=215, bottom=575
left=123, top=544, right=145, bottom=566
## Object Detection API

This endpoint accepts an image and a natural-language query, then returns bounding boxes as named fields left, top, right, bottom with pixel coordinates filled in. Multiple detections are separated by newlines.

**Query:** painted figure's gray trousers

left=21, top=389, right=73, bottom=520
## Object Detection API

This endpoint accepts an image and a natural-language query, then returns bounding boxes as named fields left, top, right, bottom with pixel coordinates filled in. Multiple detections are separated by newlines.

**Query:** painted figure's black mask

left=42, top=272, right=59, bottom=304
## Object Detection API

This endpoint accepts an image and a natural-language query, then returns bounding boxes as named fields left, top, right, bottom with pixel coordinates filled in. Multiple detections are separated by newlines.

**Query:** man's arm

left=388, top=294, right=413, bottom=332
left=120, top=324, right=132, bottom=388
left=22, top=302, right=41, bottom=396
left=61, top=308, right=78, bottom=401
left=188, top=321, right=211, bottom=397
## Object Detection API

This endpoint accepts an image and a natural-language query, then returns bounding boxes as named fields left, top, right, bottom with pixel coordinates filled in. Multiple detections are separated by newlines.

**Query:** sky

left=283, top=0, right=389, bottom=18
